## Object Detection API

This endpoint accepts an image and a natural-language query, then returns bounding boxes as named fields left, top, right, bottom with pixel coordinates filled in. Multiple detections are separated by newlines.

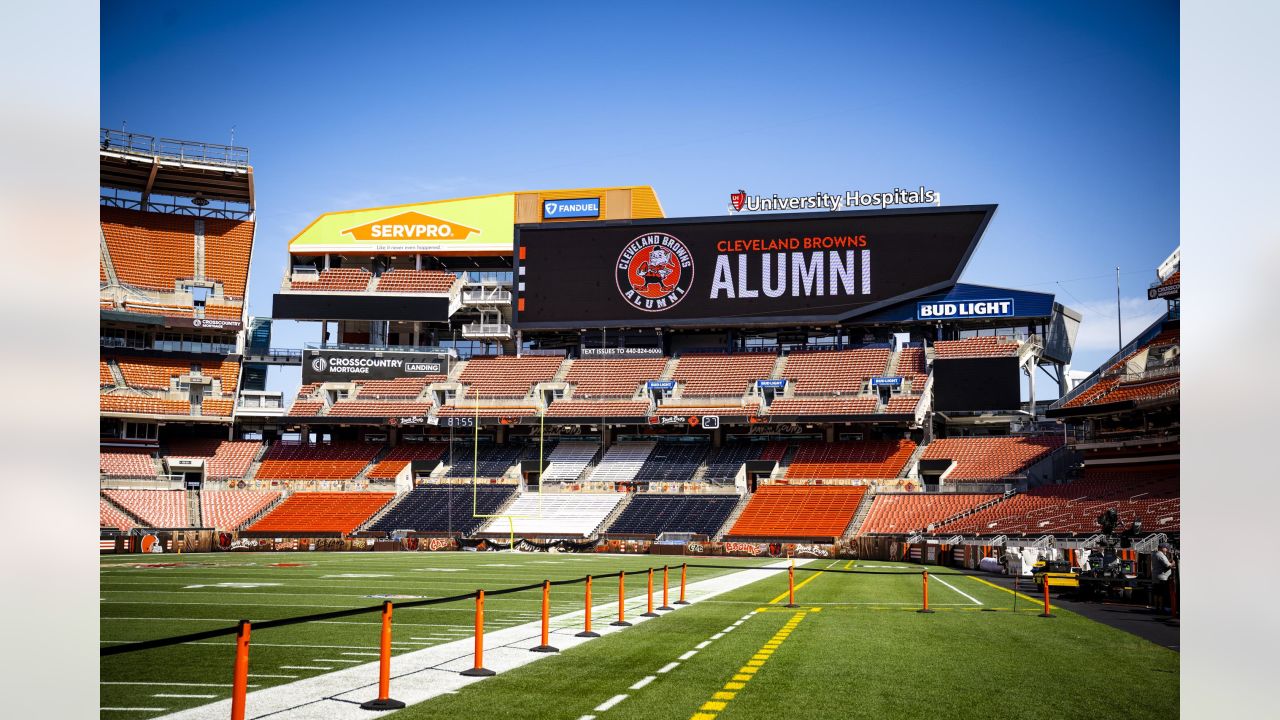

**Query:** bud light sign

left=646, top=380, right=676, bottom=391
left=916, top=299, right=1014, bottom=320
left=870, top=376, right=903, bottom=387
left=543, top=198, right=600, bottom=219
left=757, top=379, right=787, bottom=389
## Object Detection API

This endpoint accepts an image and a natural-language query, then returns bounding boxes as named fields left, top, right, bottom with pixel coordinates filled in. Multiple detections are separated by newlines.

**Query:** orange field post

left=674, top=563, right=690, bottom=605
left=576, top=575, right=600, bottom=638
left=658, top=565, right=673, bottom=611
left=785, top=562, right=799, bottom=608
left=641, top=567, right=659, bottom=617
left=610, top=573, right=632, bottom=626
left=917, top=570, right=935, bottom=613
left=531, top=580, right=558, bottom=653
left=360, top=601, right=406, bottom=710
left=1039, top=577, right=1054, bottom=618
left=460, top=590, right=496, bottom=676
left=230, top=620, right=251, bottom=720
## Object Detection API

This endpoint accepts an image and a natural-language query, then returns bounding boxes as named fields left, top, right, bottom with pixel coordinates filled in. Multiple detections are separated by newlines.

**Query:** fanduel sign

left=916, top=299, right=1014, bottom=320
left=543, top=198, right=600, bottom=219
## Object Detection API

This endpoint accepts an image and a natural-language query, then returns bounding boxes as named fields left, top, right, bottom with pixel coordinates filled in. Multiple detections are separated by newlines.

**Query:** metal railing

left=101, top=128, right=250, bottom=166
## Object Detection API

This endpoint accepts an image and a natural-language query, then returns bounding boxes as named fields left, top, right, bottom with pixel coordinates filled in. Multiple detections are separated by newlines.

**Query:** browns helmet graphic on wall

left=615, top=232, right=694, bottom=312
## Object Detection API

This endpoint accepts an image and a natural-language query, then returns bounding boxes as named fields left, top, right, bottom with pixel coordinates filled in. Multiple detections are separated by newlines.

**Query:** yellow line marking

left=724, top=682, right=746, bottom=690
left=732, top=674, right=752, bottom=682
left=687, top=611, right=808, bottom=720
left=692, top=714, right=716, bottom=720
left=767, top=568, right=824, bottom=604
left=701, top=701, right=727, bottom=711
left=844, top=559, right=854, bottom=569
left=713, top=691, right=736, bottom=700
left=738, top=666, right=758, bottom=674
left=967, top=575, right=1048, bottom=607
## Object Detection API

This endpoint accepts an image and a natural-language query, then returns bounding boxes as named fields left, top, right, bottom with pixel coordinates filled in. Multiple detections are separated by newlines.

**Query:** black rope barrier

left=100, top=560, right=930, bottom=657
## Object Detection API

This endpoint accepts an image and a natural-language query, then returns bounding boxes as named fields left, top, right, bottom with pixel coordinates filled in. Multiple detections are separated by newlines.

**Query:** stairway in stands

left=102, top=492, right=147, bottom=528
left=843, top=488, right=878, bottom=537
left=660, top=356, right=680, bottom=381
left=553, top=359, right=573, bottom=382
left=107, top=358, right=125, bottom=387
left=186, top=490, right=202, bottom=528
left=899, top=443, right=928, bottom=479
left=714, top=493, right=753, bottom=540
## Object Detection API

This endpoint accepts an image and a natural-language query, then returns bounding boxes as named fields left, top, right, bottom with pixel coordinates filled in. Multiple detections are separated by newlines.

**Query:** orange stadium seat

left=785, top=439, right=916, bottom=479
left=100, top=449, right=156, bottom=477
left=932, top=336, right=1022, bottom=358
left=367, top=443, right=447, bottom=479
left=164, top=439, right=259, bottom=479
left=672, top=353, right=777, bottom=396
left=201, top=217, right=254, bottom=298
left=785, top=348, right=889, bottom=394
left=374, top=269, right=456, bottom=293
left=100, top=207, right=195, bottom=291
left=458, top=355, right=564, bottom=397
left=102, top=489, right=189, bottom=527
left=100, top=395, right=191, bottom=415
left=921, top=436, right=1063, bottom=481
left=290, top=268, right=372, bottom=292
left=199, top=490, right=280, bottom=530
left=255, top=442, right=382, bottom=481
left=565, top=358, right=668, bottom=397
left=857, top=493, right=1000, bottom=535
left=546, top=400, right=652, bottom=417
left=246, top=492, right=396, bottom=535
left=727, top=485, right=868, bottom=539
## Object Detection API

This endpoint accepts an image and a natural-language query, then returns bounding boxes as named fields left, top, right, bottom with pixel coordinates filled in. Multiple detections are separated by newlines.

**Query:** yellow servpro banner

left=288, top=194, right=515, bottom=255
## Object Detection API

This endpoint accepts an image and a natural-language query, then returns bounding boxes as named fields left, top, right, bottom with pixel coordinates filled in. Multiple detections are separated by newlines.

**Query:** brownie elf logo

left=615, top=232, right=694, bottom=312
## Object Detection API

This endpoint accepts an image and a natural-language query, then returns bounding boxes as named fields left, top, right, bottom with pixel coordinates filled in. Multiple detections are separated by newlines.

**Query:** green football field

left=100, top=552, right=1178, bottom=720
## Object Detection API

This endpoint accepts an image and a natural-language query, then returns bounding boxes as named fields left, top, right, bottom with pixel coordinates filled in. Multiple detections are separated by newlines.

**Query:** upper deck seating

left=374, top=269, right=456, bottom=293
left=354, top=377, right=442, bottom=398
left=884, top=395, right=921, bottom=414
left=565, top=358, right=668, bottom=397
left=202, top=217, right=254, bottom=298
left=477, top=492, right=623, bottom=537
left=786, top=348, right=889, bottom=394
left=932, top=337, right=1021, bottom=358
left=102, top=489, right=189, bottom=527
left=784, top=439, right=916, bottom=479
left=896, top=347, right=928, bottom=390
left=587, top=442, right=657, bottom=483
left=246, top=492, right=395, bottom=534
left=369, top=486, right=516, bottom=534
left=367, top=443, right=447, bottom=479
left=327, top=400, right=434, bottom=417
left=631, top=443, right=709, bottom=484
left=672, top=353, right=777, bottom=396
left=605, top=494, right=739, bottom=537
left=100, top=207, right=194, bottom=291
left=100, top=395, right=190, bottom=415
left=767, top=397, right=877, bottom=416
left=255, top=442, right=381, bottom=480
left=540, top=441, right=601, bottom=481
left=290, top=268, right=372, bottom=292
left=726, top=485, right=867, bottom=539
left=545, top=400, right=652, bottom=418
left=100, top=449, right=156, bottom=477
left=200, top=490, right=280, bottom=530
left=921, top=436, right=1063, bottom=481
left=164, top=439, right=259, bottom=479
left=857, top=493, right=1000, bottom=535
left=458, top=356, right=564, bottom=397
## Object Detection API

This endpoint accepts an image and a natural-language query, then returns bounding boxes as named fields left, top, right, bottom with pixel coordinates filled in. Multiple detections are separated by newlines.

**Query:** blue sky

left=101, top=0, right=1178, bottom=398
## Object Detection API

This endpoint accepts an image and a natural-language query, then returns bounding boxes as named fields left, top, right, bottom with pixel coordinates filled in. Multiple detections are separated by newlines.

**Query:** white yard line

left=677, top=650, right=698, bottom=660
left=101, top=682, right=255, bottom=688
left=103, top=708, right=168, bottom=712
left=629, top=676, right=656, bottom=690
left=153, top=694, right=216, bottom=699
left=151, top=559, right=806, bottom=720
left=594, top=694, right=628, bottom=712
left=930, top=574, right=984, bottom=605
left=657, top=662, right=680, bottom=674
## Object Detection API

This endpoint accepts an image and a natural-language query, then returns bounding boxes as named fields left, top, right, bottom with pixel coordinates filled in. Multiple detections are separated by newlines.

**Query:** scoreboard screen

left=932, top=356, right=1022, bottom=411
left=513, top=205, right=994, bottom=329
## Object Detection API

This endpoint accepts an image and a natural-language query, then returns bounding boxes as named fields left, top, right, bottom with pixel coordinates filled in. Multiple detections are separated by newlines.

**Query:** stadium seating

left=857, top=493, right=1000, bottom=535
left=565, top=358, right=667, bottom=397
left=921, top=436, right=1064, bottom=481
left=374, top=269, right=456, bottom=293
left=444, top=444, right=523, bottom=478
left=112, top=356, right=240, bottom=391
left=932, top=336, right=1021, bottom=358
left=255, top=442, right=381, bottom=480
left=587, top=442, right=657, bottom=483
left=934, top=465, right=1179, bottom=536
left=435, top=404, right=540, bottom=417
left=785, top=348, right=889, bottom=394
left=100, top=207, right=195, bottom=291
left=202, top=217, right=254, bottom=298
left=367, top=443, right=447, bottom=479
left=246, top=492, right=395, bottom=535
left=199, top=490, right=281, bottom=530
left=457, top=355, right=564, bottom=397
left=327, top=400, right=434, bottom=417
left=100, top=448, right=156, bottom=477
left=541, top=440, right=602, bottom=481
left=288, top=400, right=325, bottom=416
left=201, top=398, right=235, bottom=416
left=896, top=347, right=928, bottom=389
left=100, top=360, right=115, bottom=387
left=785, top=440, right=916, bottom=479
left=672, top=353, right=777, bottom=396
left=290, top=268, right=372, bottom=292
left=369, top=485, right=516, bottom=534
left=726, top=485, right=868, bottom=539
left=101, top=395, right=190, bottom=416
left=631, top=443, right=709, bottom=484
left=102, top=489, right=189, bottom=527
left=884, top=395, right=921, bottom=414
left=701, top=442, right=771, bottom=482
left=545, top=400, right=651, bottom=417
left=100, top=497, right=135, bottom=531
left=1102, top=378, right=1179, bottom=403
left=768, top=397, right=876, bottom=416
left=655, top=400, right=761, bottom=418
left=354, top=377, right=442, bottom=398
left=164, top=439, right=259, bottom=479
left=605, top=494, right=740, bottom=537
left=478, top=492, right=623, bottom=537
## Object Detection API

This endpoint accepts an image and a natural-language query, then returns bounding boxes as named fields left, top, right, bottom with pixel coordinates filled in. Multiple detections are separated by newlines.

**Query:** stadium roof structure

left=100, top=128, right=254, bottom=208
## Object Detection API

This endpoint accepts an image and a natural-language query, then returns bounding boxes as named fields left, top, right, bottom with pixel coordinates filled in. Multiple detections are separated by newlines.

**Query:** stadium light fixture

left=192, top=193, right=210, bottom=207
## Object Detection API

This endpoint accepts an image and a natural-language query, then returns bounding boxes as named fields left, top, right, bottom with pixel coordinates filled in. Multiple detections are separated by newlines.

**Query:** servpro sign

left=343, top=211, right=480, bottom=242
left=287, top=194, right=515, bottom=255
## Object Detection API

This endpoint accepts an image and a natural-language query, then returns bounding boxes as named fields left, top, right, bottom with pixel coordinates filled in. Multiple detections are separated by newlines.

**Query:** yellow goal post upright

left=467, top=392, right=546, bottom=549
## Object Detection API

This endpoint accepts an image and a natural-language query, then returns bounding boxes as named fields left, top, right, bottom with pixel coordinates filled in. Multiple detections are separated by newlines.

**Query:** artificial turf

left=99, top=554, right=1178, bottom=720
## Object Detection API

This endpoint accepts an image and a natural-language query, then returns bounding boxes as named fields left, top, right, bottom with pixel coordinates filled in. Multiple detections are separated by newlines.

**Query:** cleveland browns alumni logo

left=615, top=232, right=694, bottom=312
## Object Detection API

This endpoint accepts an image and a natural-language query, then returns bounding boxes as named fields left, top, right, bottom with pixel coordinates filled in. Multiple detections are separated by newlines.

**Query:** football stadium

left=99, top=129, right=1180, bottom=720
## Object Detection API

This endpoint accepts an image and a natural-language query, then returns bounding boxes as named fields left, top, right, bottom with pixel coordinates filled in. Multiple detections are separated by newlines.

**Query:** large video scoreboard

left=513, top=205, right=994, bottom=329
